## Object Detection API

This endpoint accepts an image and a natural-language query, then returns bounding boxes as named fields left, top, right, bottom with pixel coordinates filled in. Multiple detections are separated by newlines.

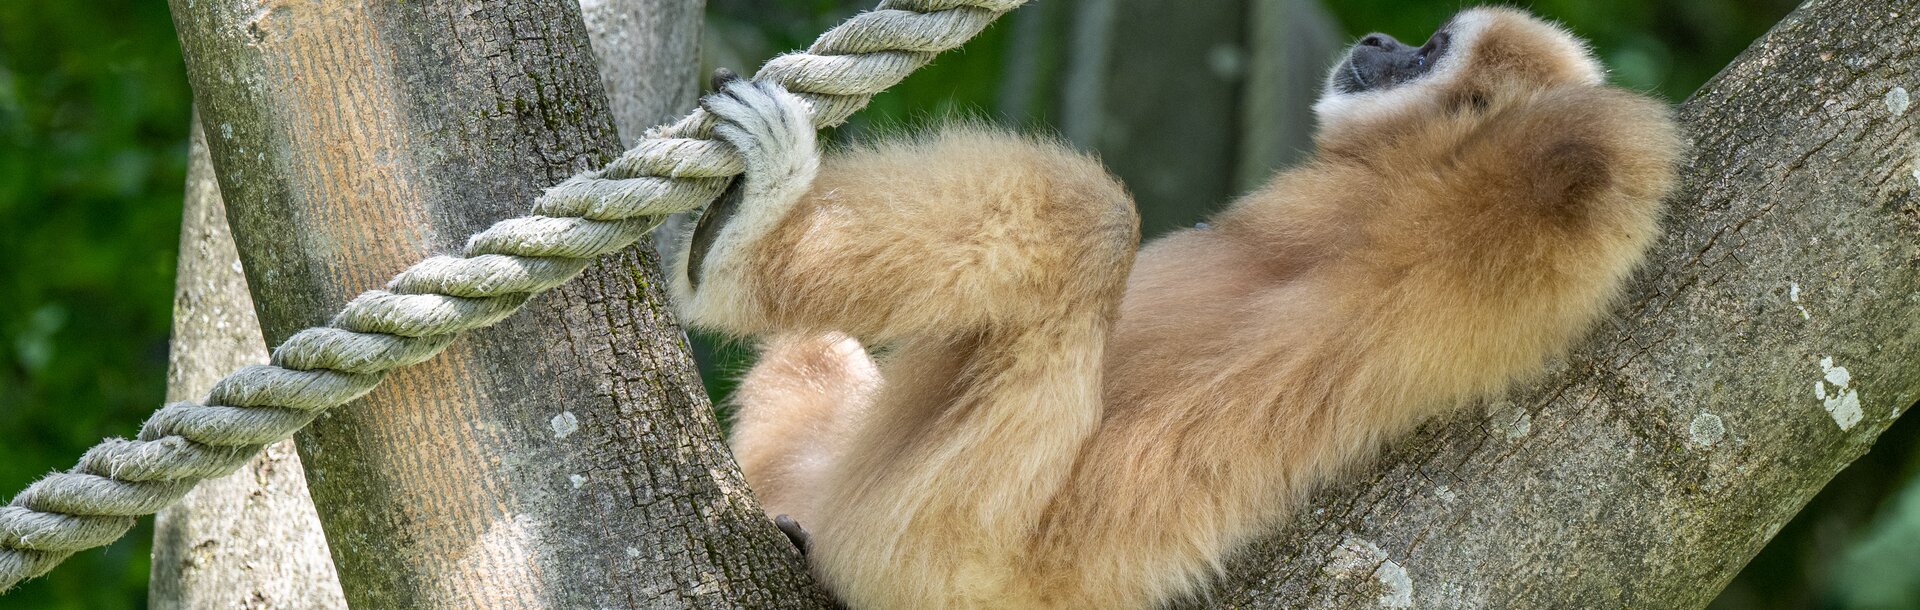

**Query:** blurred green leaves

left=1835, top=474, right=1920, bottom=609
left=0, top=0, right=190, bottom=608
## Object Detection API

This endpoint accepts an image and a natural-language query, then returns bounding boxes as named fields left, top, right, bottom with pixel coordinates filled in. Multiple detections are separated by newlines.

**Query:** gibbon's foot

left=686, top=69, right=819, bottom=285
left=775, top=514, right=813, bottom=555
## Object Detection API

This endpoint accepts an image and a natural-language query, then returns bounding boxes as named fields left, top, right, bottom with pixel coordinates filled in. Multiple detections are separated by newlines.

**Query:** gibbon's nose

left=1357, top=33, right=1405, bottom=50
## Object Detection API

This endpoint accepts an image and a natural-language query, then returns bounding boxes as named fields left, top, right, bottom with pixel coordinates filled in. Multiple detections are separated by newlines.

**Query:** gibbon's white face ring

left=1312, top=9, right=1495, bottom=125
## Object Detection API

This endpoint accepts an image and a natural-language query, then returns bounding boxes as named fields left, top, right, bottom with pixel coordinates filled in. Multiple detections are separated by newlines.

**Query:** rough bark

left=167, top=0, right=828, bottom=607
left=149, top=113, right=348, bottom=610
left=1188, top=0, right=1920, bottom=607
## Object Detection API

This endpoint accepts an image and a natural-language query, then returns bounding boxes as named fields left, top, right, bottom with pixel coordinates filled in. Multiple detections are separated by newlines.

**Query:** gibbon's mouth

left=1331, top=26, right=1453, bottom=95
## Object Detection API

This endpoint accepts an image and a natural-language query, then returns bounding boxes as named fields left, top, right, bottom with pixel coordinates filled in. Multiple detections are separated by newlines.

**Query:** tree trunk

left=148, top=113, right=348, bottom=610
left=577, top=0, right=703, bottom=145
left=148, top=1, right=702, bottom=601
left=1188, top=0, right=1920, bottom=607
left=167, top=0, right=829, bottom=607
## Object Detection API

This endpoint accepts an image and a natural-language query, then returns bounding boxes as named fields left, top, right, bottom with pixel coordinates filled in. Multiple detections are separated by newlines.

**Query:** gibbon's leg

left=673, top=76, right=1140, bottom=608
left=725, top=332, right=877, bottom=528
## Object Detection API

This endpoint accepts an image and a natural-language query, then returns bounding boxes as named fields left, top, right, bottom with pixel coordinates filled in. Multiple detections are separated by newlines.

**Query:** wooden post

left=167, top=0, right=830, bottom=606
left=1235, top=0, right=1340, bottom=190
left=577, top=0, right=704, bottom=145
left=1061, top=0, right=1250, bottom=235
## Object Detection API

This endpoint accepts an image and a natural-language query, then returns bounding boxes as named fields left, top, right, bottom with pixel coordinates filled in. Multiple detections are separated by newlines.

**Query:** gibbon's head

left=1313, top=7, right=1604, bottom=130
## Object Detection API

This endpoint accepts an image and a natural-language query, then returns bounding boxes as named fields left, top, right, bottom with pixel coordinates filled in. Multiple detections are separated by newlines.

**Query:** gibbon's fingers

left=710, top=67, right=740, bottom=90
left=702, top=81, right=811, bottom=151
left=775, top=514, right=813, bottom=556
left=698, top=79, right=817, bottom=203
left=682, top=78, right=821, bottom=301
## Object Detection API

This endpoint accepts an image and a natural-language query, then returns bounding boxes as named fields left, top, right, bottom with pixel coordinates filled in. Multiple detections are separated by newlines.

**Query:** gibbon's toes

left=774, top=514, right=813, bottom=556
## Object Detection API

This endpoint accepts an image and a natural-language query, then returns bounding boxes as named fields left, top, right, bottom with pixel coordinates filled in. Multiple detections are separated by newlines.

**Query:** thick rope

left=0, top=0, right=1025, bottom=592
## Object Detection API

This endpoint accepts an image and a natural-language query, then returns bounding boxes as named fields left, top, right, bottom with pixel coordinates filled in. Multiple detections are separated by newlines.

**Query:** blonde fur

left=675, top=8, right=1683, bottom=609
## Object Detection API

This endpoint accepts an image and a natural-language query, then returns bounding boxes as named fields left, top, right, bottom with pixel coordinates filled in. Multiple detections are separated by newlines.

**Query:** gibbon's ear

left=1469, top=85, right=1680, bottom=231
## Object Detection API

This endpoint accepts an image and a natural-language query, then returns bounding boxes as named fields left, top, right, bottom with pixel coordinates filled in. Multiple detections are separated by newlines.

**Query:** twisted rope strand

left=0, top=0, right=1024, bottom=591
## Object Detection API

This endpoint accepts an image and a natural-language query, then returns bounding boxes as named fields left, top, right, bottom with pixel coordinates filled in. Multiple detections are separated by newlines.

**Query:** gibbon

left=671, top=7, right=1683, bottom=609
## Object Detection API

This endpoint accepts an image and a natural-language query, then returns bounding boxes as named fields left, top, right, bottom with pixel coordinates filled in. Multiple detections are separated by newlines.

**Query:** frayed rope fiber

left=0, top=0, right=1025, bottom=591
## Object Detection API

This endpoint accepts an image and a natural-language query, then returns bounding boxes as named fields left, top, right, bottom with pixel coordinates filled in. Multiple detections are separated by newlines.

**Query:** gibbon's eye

left=1331, top=25, right=1454, bottom=94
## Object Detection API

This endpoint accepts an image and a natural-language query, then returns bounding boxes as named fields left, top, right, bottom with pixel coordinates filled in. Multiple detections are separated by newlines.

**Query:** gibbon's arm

left=672, top=79, right=1137, bottom=343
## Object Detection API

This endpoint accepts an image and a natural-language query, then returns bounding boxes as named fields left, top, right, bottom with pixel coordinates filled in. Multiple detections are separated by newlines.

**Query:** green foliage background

left=0, top=0, right=188, bottom=607
left=0, top=0, right=1914, bottom=608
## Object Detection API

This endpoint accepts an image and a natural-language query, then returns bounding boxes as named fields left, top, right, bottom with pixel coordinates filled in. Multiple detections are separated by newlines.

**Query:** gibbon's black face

left=1330, top=24, right=1455, bottom=94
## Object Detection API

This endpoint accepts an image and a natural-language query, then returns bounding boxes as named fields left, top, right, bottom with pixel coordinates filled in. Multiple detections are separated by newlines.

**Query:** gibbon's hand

left=702, top=70, right=818, bottom=191
left=686, top=69, right=821, bottom=284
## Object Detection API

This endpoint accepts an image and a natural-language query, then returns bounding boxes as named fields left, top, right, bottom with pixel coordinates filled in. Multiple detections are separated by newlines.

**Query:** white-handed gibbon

left=671, top=7, right=1684, bottom=609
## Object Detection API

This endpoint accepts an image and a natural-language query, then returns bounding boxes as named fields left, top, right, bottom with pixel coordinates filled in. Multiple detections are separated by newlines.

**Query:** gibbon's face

left=1313, top=7, right=1606, bottom=129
